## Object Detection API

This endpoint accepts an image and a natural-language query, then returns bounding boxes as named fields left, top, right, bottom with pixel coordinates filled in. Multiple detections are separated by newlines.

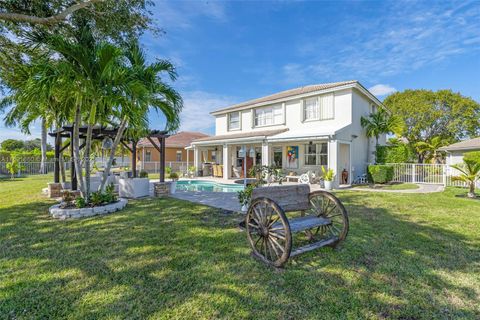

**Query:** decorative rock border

left=49, top=198, right=128, bottom=220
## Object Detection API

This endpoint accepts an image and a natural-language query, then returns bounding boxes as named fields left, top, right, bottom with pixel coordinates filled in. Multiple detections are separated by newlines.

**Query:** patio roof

left=438, top=137, right=480, bottom=152
left=191, top=128, right=289, bottom=145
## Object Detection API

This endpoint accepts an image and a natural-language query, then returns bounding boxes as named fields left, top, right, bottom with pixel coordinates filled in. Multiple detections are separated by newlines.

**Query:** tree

left=0, top=1, right=101, bottom=25
left=361, top=110, right=401, bottom=163
left=384, top=89, right=480, bottom=162
left=0, top=139, right=24, bottom=151
left=414, top=136, right=447, bottom=163
left=451, top=160, right=480, bottom=198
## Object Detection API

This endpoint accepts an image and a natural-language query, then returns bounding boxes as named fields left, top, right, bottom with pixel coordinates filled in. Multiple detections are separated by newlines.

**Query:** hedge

left=367, top=165, right=394, bottom=184
left=376, top=145, right=414, bottom=164
left=0, top=150, right=68, bottom=162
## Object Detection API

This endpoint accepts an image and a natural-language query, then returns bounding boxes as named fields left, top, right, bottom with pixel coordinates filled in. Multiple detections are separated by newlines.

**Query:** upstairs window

left=254, top=105, right=283, bottom=127
left=304, top=94, right=334, bottom=121
left=145, top=150, right=151, bottom=162
left=228, top=112, right=240, bottom=130
left=176, top=151, right=182, bottom=162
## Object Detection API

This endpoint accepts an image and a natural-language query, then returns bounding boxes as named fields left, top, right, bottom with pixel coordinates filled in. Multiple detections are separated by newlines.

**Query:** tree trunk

left=374, top=135, right=379, bottom=164
left=73, top=106, right=86, bottom=196
left=39, top=118, right=47, bottom=174
left=468, top=182, right=476, bottom=198
left=99, top=117, right=128, bottom=192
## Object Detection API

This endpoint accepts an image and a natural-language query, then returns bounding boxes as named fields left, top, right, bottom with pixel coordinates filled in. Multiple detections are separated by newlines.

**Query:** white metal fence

left=0, top=160, right=190, bottom=177
left=387, top=163, right=479, bottom=187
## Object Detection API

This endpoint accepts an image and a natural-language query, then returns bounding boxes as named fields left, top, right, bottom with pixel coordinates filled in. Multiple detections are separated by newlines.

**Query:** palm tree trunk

left=39, top=118, right=47, bottom=174
left=99, top=117, right=128, bottom=192
left=374, top=135, right=379, bottom=164
left=73, top=106, right=86, bottom=196
left=468, top=182, right=476, bottom=198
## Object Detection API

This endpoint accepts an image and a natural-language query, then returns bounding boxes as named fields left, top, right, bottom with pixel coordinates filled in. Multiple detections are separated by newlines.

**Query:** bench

left=245, top=184, right=349, bottom=267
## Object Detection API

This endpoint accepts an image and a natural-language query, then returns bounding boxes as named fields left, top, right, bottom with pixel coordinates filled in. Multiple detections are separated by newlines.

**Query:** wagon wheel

left=246, top=197, right=292, bottom=267
left=304, top=191, right=349, bottom=247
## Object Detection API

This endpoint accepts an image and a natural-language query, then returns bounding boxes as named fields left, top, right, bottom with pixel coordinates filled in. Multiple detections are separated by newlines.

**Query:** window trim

left=228, top=111, right=241, bottom=131
left=303, top=143, right=328, bottom=167
left=176, top=150, right=182, bottom=162
left=302, top=93, right=335, bottom=122
left=253, top=104, right=285, bottom=128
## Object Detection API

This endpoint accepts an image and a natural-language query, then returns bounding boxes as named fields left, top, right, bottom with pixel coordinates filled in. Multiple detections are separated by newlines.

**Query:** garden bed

left=49, top=198, right=128, bottom=219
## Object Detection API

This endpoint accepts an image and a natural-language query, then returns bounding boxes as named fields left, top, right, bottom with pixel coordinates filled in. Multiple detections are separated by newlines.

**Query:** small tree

left=451, top=160, right=480, bottom=198
left=361, top=110, right=401, bottom=163
left=6, top=157, right=23, bottom=179
left=414, top=136, right=447, bottom=163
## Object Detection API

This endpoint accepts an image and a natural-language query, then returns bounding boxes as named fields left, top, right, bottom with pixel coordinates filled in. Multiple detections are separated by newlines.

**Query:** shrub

left=367, top=165, right=394, bottom=184
left=90, top=191, right=104, bottom=206
left=237, top=184, right=254, bottom=206
left=103, top=183, right=117, bottom=203
left=464, top=151, right=480, bottom=165
left=169, top=172, right=179, bottom=181
left=75, top=197, right=87, bottom=208
left=165, top=166, right=172, bottom=175
left=139, top=170, right=149, bottom=178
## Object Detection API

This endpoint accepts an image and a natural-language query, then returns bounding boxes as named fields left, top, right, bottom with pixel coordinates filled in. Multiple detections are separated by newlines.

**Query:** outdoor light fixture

left=238, top=146, right=246, bottom=158
left=249, top=147, right=255, bottom=158
left=101, top=137, right=113, bottom=149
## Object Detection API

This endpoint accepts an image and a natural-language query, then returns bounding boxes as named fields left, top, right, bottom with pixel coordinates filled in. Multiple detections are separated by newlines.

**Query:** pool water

left=176, top=180, right=244, bottom=192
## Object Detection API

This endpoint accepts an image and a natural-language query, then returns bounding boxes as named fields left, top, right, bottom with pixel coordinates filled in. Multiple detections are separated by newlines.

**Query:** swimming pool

left=176, top=180, right=244, bottom=192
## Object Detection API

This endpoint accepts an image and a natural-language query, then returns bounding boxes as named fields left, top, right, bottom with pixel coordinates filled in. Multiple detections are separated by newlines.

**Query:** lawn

left=1, top=175, right=479, bottom=319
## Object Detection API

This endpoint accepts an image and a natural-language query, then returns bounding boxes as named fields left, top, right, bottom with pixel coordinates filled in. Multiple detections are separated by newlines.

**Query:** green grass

left=356, top=183, right=420, bottom=190
left=1, top=175, right=480, bottom=319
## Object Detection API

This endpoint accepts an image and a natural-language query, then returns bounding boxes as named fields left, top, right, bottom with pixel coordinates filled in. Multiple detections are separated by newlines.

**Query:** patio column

left=328, top=139, right=338, bottom=187
left=223, top=144, right=230, bottom=179
left=194, top=146, right=201, bottom=175
left=261, top=141, right=270, bottom=166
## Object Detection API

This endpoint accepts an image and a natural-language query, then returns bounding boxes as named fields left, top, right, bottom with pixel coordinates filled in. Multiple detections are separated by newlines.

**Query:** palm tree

left=361, top=110, right=402, bottom=163
left=415, top=136, right=446, bottom=163
left=98, top=41, right=183, bottom=191
left=451, top=160, right=480, bottom=198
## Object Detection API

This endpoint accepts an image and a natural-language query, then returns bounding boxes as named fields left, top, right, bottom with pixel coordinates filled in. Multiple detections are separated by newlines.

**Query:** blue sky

left=1, top=0, right=479, bottom=142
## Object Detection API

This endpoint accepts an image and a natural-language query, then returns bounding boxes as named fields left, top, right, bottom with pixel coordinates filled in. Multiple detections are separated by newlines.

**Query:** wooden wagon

left=245, top=185, right=349, bottom=267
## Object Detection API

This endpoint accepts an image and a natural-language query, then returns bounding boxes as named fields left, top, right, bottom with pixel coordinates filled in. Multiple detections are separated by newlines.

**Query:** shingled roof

left=211, top=80, right=359, bottom=115
left=138, top=131, right=210, bottom=148
left=439, top=137, right=480, bottom=152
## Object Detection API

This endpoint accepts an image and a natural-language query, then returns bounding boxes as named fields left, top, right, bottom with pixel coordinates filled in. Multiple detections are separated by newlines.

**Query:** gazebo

left=49, top=125, right=169, bottom=191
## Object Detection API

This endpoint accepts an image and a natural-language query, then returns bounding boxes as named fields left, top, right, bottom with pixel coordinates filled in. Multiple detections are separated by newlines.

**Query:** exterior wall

left=446, top=151, right=472, bottom=165
left=137, top=146, right=193, bottom=163
left=217, top=89, right=353, bottom=135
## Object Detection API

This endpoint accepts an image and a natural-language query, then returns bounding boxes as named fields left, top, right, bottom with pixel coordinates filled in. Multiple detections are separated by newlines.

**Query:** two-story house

left=190, top=80, right=386, bottom=185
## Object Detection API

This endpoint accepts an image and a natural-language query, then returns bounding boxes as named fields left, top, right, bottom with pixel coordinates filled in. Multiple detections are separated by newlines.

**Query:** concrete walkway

left=170, top=191, right=242, bottom=212
left=348, top=183, right=444, bottom=193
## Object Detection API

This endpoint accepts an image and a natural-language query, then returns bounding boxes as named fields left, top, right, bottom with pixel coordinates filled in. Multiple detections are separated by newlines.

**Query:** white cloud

left=284, top=1, right=480, bottom=83
left=368, top=84, right=397, bottom=96
left=179, top=91, right=238, bottom=133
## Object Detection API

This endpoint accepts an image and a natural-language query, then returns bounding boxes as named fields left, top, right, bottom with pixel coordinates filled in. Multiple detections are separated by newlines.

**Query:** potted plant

left=187, top=166, right=196, bottom=178
left=321, top=166, right=335, bottom=191
left=169, top=172, right=179, bottom=194
left=237, top=184, right=253, bottom=212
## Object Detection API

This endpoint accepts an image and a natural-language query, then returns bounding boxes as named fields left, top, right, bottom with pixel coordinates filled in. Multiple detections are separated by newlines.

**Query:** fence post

left=443, top=165, right=447, bottom=187
left=412, top=164, right=416, bottom=183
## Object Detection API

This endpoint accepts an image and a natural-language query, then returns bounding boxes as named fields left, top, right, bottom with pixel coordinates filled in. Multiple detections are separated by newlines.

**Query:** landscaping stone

left=49, top=198, right=128, bottom=219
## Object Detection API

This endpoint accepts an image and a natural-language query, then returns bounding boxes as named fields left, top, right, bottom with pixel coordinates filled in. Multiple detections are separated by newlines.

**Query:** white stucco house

left=189, top=80, right=386, bottom=186
left=439, top=137, right=480, bottom=165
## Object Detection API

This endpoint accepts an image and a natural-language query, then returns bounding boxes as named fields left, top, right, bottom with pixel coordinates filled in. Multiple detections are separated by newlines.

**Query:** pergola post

left=160, top=136, right=166, bottom=182
left=131, top=140, right=138, bottom=178
left=54, top=132, right=61, bottom=183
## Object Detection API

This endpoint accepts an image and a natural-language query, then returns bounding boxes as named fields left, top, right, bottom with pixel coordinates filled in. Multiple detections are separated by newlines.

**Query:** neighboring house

left=439, top=137, right=480, bottom=165
left=137, top=131, right=210, bottom=171
left=190, top=80, right=386, bottom=185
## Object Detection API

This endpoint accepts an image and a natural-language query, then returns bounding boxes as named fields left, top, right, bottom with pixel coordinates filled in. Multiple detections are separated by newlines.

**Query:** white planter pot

left=170, top=181, right=177, bottom=194
left=324, top=180, right=333, bottom=191
left=241, top=204, right=248, bottom=212
left=119, top=178, right=150, bottom=198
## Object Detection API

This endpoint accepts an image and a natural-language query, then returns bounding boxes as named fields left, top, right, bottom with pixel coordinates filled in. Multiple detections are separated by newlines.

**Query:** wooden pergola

left=49, top=125, right=169, bottom=190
